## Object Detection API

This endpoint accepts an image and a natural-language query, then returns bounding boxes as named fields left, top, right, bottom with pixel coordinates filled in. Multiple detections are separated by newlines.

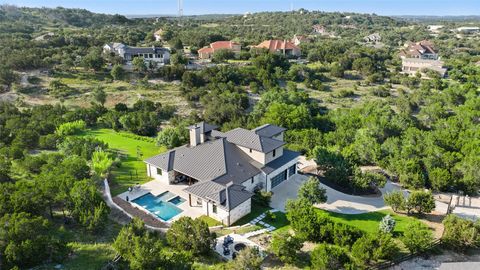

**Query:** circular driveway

left=270, top=174, right=409, bottom=214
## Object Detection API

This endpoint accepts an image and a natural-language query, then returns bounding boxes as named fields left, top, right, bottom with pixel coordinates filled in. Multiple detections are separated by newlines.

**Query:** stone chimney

left=189, top=124, right=201, bottom=147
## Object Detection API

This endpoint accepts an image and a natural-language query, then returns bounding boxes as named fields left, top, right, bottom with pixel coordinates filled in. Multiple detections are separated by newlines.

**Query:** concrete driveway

left=270, top=174, right=409, bottom=214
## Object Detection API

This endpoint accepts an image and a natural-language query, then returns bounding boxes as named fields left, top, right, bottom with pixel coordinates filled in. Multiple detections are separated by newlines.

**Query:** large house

left=253, top=40, right=301, bottom=57
left=103, top=43, right=170, bottom=64
left=292, top=35, right=309, bottom=46
left=399, top=40, right=438, bottom=60
left=144, top=123, right=299, bottom=226
left=399, top=40, right=446, bottom=77
left=197, top=41, right=241, bottom=59
left=401, top=58, right=447, bottom=78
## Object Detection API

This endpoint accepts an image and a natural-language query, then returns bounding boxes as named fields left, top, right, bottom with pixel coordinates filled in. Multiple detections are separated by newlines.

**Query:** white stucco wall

left=265, top=146, right=283, bottom=164
left=237, top=145, right=266, bottom=164
left=146, top=164, right=174, bottom=184
left=241, top=173, right=264, bottom=192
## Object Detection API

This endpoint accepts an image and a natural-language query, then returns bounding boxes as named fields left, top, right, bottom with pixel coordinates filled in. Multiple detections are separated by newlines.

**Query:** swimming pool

left=132, top=192, right=186, bottom=221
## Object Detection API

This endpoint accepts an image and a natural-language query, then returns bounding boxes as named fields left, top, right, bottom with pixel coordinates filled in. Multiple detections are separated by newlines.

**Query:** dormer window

left=273, top=149, right=276, bottom=157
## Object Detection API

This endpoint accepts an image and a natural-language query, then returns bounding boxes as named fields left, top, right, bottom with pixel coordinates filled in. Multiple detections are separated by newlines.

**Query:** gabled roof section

left=252, top=124, right=286, bottom=138
left=185, top=182, right=253, bottom=211
left=145, top=138, right=227, bottom=181
left=222, top=128, right=285, bottom=153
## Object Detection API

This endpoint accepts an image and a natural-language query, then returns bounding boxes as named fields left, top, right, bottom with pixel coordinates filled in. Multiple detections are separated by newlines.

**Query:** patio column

left=189, top=194, right=192, bottom=207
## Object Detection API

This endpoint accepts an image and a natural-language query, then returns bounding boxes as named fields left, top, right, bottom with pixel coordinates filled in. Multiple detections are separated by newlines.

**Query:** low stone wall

left=102, top=179, right=168, bottom=232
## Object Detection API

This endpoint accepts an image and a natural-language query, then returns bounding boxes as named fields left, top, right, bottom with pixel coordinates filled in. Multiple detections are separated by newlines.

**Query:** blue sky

left=2, top=0, right=479, bottom=16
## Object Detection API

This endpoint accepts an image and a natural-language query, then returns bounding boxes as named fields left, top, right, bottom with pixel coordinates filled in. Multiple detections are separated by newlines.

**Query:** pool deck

left=117, top=180, right=204, bottom=223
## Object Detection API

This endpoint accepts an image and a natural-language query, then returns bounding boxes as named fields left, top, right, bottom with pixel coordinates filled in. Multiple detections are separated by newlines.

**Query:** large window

left=271, top=169, right=287, bottom=189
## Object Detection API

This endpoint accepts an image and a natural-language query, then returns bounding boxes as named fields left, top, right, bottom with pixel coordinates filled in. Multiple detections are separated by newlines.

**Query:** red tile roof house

left=253, top=40, right=301, bottom=57
left=399, top=40, right=438, bottom=60
left=197, top=41, right=241, bottom=59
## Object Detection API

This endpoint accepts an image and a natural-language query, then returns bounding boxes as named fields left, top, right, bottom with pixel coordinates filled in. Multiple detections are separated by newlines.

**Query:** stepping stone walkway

left=244, top=209, right=279, bottom=236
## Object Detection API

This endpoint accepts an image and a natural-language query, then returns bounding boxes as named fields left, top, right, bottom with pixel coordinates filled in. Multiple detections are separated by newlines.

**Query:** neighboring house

left=144, top=123, right=300, bottom=226
left=399, top=40, right=446, bottom=77
left=312, top=24, right=327, bottom=35
left=253, top=40, right=301, bottom=57
left=103, top=43, right=170, bottom=64
left=292, top=34, right=309, bottom=46
left=399, top=40, right=438, bottom=60
left=197, top=41, right=241, bottom=59
left=312, top=24, right=336, bottom=37
left=401, top=58, right=447, bottom=78
left=364, top=33, right=381, bottom=43
left=456, top=26, right=480, bottom=34
left=154, top=29, right=164, bottom=41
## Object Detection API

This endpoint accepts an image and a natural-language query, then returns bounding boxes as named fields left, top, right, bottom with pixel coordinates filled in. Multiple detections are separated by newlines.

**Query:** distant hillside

left=0, top=5, right=132, bottom=31
left=393, top=15, right=480, bottom=23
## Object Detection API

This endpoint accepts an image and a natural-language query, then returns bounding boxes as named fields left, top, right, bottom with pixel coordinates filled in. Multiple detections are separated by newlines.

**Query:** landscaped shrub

left=39, top=134, right=60, bottom=150
left=402, top=221, right=433, bottom=253
left=371, top=86, right=390, bottom=97
left=442, top=214, right=480, bottom=251
left=265, top=210, right=276, bottom=222
left=253, top=190, right=272, bottom=207
left=405, top=190, right=435, bottom=215
left=311, top=243, right=353, bottom=270
left=379, top=214, right=396, bottom=234
left=332, top=222, right=364, bottom=248
left=383, top=190, right=405, bottom=212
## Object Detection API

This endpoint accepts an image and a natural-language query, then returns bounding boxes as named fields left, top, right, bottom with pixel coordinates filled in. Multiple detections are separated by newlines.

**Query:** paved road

left=270, top=174, right=409, bottom=214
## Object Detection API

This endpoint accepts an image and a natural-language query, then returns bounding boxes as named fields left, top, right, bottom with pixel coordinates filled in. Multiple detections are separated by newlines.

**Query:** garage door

left=271, top=169, right=288, bottom=189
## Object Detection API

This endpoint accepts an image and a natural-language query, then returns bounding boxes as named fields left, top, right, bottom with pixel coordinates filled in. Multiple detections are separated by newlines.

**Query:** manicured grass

left=197, top=215, right=222, bottom=227
left=261, top=211, right=290, bottom=233
left=315, top=209, right=417, bottom=235
left=82, top=128, right=166, bottom=196
left=267, top=209, right=419, bottom=236
left=232, top=203, right=271, bottom=226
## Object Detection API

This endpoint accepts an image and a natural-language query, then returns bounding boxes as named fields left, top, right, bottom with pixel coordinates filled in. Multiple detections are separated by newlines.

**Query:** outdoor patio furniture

left=223, top=247, right=230, bottom=256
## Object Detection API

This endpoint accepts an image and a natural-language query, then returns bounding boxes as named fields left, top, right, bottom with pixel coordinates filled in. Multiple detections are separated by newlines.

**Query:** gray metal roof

left=253, top=124, right=286, bottom=138
left=223, top=128, right=285, bottom=153
left=185, top=182, right=253, bottom=211
left=124, top=46, right=169, bottom=55
left=261, top=149, right=300, bottom=174
left=146, top=137, right=261, bottom=184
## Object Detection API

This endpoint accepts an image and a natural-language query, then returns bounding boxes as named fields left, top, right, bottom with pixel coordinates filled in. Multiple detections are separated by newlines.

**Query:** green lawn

left=316, top=209, right=416, bottom=235
left=197, top=215, right=222, bottom=227
left=232, top=203, right=271, bottom=226
left=82, top=128, right=166, bottom=196
left=267, top=209, right=419, bottom=236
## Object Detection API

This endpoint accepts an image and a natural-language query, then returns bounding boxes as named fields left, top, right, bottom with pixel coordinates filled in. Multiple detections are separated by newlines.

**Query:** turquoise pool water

left=132, top=192, right=185, bottom=221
